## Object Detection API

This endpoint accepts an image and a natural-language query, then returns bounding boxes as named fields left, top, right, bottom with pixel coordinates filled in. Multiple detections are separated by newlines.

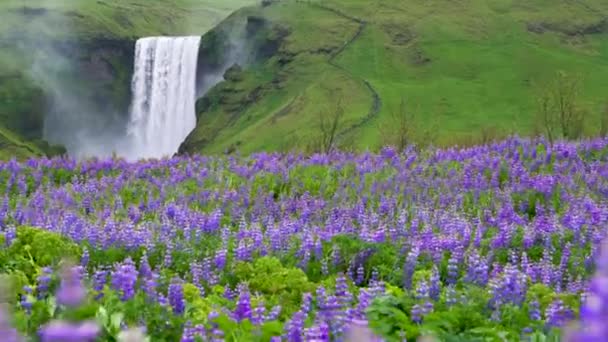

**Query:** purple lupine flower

left=344, top=318, right=384, bottom=342
left=56, top=266, right=86, bottom=308
left=142, top=273, right=159, bottom=301
left=0, top=304, right=23, bottom=342
left=92, top=268, right=107, bottom=300
left=20, top=286, right=33, bottom=314
left=80, top=248, right=89, bottom=267
left=429, top=266, right=441, bottom=301
left=445, top=286, right=458, bottom=307
left=4, top=225, right=16, bottom=246
left=190, top=262, right=204, bottom=296
left=416, top=280, right=429, bottom=300
left=403, top=246, right=419, bottom=290
left=214, top=248, right=227, bottom=270
left=265, top=305, right=281, bottom=322
left=305, top=319, right=330, bottom=341
left=223, top=286, right=235, bottom=301
left=568, top=238, right=608, bottom=341
left=545, top=298, right=573, bottom=328
left=422, top=301, right=434, bottom=316
left=356, top=265, right=365, bottom=285
left=284, top=310, right=305, bottom=342
left=36, top=267, right=53, bottom=300
left=168, top=277, right=185, bottom=315
left=529, top=300, right=541, bottom=321
left=252, top=301, right=266, bottom=326
left=111, top=258, right=138, bottom=301
left=447, top=255, right=459, bottom=285
left=234, top=284, right=252, bottom=322
left=139, top=253, right=152, bottom=280
left=163, top=242, right=173, bottom=268
left=39, top=320, right=100, bottom=342
left=411, top=304, right=423, bottom=323
left=335, top=274, right=353, bottom=308
left=181, top=323, right=207, bottom=342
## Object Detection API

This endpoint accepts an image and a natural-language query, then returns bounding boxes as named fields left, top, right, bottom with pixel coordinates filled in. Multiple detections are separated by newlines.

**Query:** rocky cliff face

left=62, top=38, right=135, bottom=116
left=0, top=36, right=136, bottom=156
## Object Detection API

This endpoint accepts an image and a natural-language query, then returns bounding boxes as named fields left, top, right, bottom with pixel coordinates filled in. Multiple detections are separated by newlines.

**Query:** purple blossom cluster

left=1, top=136, right=608, bottom=339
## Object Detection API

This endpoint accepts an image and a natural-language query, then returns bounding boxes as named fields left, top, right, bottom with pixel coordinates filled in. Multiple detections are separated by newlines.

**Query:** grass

left=0, top=0, right=256, bottom=39
left=182, top=0, right=608, bottom=154
left=0, top=125, right=44, bottom=160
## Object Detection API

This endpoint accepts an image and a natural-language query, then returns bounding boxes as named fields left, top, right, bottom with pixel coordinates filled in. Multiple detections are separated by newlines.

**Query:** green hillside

left=181, top=0, right=608, bottom=154
left=0, top=0, right=607, bottom=158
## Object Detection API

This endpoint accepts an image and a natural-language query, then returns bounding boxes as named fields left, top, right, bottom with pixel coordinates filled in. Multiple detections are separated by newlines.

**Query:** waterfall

left=125, top=36, right=201, bottom=160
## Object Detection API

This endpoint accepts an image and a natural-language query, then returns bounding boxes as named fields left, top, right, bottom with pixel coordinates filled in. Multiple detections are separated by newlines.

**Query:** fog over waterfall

left=123, top=36, right=202, bottom=160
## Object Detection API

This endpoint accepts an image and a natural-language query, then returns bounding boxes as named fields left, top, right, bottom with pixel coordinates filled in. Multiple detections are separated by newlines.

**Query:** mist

left=195, top=15, right=253, bottom=98
left=16, top=1, right=130, bottom=159
left=30, top=41, right=130, bottom=159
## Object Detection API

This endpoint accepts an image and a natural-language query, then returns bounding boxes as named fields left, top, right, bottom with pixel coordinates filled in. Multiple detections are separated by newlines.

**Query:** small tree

left=308, top=97, right=345, bottom=154
left=600, top=102, right=608, bottom=137
left=380, top=97, right=415, bottom=151
left=535, top=71, right=586, bottom=144
left=554, top=71, right=585, bottom=139
left=536, top=89, right=556, bottom=143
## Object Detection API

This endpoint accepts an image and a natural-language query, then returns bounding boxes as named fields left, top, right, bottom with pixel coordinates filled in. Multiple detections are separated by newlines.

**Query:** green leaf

left=96, top=306, right=109, bottom=325
left=261, top=321, right=283, bottom=340
left=111, top=312, right=125, bottom=330
left=47, top=296, right=57, bottom=317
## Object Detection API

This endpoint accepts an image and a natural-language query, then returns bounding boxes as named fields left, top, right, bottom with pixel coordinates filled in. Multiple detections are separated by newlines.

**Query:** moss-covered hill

left=0, top=0, right=254, bottom=159
left=180, top=0, right=608, bottom=154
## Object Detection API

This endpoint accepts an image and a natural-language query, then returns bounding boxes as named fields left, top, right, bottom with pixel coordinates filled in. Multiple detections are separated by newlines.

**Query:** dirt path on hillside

left=309, top=3, right=383, bottom=140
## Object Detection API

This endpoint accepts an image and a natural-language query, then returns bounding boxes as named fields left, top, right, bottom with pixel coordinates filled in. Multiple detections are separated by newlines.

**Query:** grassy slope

left=0, top=0, right=255, bottom=39
left=0, top=126, right=45, bottom=160
left=0, top=0, right=255, bottom=159
left=184, top=0, right=608, bottom=154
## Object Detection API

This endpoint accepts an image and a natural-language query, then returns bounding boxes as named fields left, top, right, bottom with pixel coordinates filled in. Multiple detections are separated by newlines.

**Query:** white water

left=124, top=36, right=201, bottom=160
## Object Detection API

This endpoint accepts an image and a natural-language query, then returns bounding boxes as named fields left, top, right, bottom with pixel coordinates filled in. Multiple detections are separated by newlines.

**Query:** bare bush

left=535, top=71, right=586, bottom=144
left=308, top=97, right=345, bottom=154
left=380, top=97, right=415, bottom=151
left=600, top=102, right=608, bottom=137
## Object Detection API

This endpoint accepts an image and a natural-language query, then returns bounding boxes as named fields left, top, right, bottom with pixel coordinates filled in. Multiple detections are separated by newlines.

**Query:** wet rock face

left=81, top=49, right=119, bottom=83
left=79, top=40, right=135, bottom=112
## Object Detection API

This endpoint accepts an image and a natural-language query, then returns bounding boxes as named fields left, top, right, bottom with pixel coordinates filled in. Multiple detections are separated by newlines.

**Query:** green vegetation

left=1, top=0, right=608, bottom=157
left=0, top=0, right=256, bottom=39
left=181, top=0, right=608, bottom=154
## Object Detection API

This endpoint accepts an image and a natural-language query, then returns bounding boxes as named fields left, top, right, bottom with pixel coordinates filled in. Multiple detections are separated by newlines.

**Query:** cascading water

left=125, top=36, right=201, bottom=160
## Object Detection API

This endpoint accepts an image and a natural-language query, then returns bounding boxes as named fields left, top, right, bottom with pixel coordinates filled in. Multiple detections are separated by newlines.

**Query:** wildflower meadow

left=1, top=137, right=608, bottom=341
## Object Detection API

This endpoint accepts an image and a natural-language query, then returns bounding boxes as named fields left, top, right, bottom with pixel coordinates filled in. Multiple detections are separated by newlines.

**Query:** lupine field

left=2, top=137, right=608, bottom=341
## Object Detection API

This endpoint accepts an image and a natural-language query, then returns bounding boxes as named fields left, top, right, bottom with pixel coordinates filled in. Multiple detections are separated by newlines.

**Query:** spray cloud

left=16, top=1, right=131, bottom=159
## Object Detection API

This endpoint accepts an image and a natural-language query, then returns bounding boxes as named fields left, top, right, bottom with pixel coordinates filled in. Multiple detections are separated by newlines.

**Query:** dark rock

left=527, top=19, right=607, bottom=36
left=383, top=23, right=415, bottom=45
left=527, top=22, right=546, bottom=34
left=247, top=16, right=267, bottom=36
left=410, top=49, right=431, bottom=65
